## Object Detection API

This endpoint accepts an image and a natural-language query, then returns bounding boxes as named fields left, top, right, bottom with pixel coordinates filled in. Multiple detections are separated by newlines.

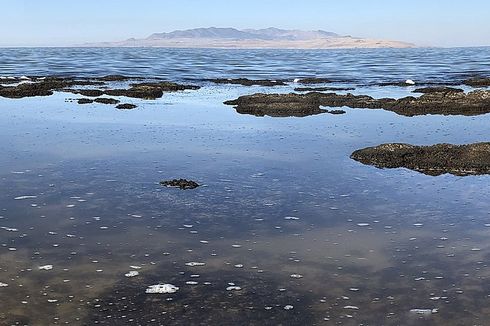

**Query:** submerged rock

left=223, top=93, right=347, bottom=117
left=209, top=78, right=286, bottom=86
left=77, top=98, right=94, bottom=104
left=351, top=142, right=490, bottom=176
left=69, top=89, right=104, bottom=97
left=295, top=77, right=332, bottom=84
left=413, top=86, right=464, bottom=94
left=97, top=75, right=140, bottom=81
left=463, top=77, right=490, bottom=87
left=116, top=103, right=137, bottom=110
left=160, top=179, right=200, bottom=190
left=294, top=86, right=355, bottom=92
left=130, top=81, right=200, bottom=91
left=225, top=90, right=490, bottom=117
left=94, top=97, right=120, bottom=105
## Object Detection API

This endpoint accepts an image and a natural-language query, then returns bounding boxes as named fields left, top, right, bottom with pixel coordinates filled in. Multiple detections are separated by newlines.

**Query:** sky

left=0, top=0, right=489, bottom=47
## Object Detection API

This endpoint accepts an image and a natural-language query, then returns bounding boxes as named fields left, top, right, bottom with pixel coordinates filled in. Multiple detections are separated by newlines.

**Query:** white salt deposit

left=125, top=271, right=139, bottom=278
left=344, top=306, right=359, bottom=310
left=185, top=262, right=206, bottom=267
left=39, top=265, right=53, bottom=271
left=226, top=286, right=242, bottom=291
left=14, top=195, right=37, bottom=200
left=145, top=284, right=179, bottom=294
left=409, top=308, right=438, bottom=316
left=1, top=227, right=18, bottom=232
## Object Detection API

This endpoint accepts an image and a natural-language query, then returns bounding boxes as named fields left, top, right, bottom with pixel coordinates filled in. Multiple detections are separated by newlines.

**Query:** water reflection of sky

left=1, top=83, right=490, bottom=324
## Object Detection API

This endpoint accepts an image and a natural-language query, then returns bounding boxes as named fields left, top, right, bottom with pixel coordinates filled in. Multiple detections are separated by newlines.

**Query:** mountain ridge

left=84, top=27, right=416, bottom=49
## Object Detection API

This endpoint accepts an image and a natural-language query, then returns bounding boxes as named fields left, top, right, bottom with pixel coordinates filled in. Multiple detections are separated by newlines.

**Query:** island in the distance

left=83, top=27, right=416, bottom=49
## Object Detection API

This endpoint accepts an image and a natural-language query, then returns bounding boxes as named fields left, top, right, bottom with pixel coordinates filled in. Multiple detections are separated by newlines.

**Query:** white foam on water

left=145, top=284, right=179, bottom=294
left=14, top=196, right=37, bottom=200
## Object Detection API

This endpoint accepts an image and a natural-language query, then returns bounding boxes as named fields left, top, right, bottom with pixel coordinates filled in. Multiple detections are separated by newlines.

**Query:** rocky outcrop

left=351, top=143, right=490, bottom=176
left=224, top=90, right=490, bottom=117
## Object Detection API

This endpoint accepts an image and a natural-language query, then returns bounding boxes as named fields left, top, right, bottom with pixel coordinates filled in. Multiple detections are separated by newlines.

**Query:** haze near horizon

left=1, top=0, right=489, bottom=47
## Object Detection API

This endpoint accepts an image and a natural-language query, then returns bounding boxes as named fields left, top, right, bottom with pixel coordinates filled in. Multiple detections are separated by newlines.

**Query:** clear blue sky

left=1, top=0, right=489, bottom=47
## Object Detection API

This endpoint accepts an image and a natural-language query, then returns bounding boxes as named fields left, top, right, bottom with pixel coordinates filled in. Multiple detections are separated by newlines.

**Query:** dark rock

left=351, top=142, right=490, bottom=176
left=97, top=75, right=139, bottom=81
left=0, top=77, right=27, bottom=85
left=0, top=77, right=71, bottom=98
left=209, top=78, right=286, bottom=86
left=105, top=82, right=199, bottom=99
left=413, top=87, right=464, bottom=94
left=294, top=86, right=355, bottom=92
left=0, top=76, right=199, bottom=99
left=77, top=98, right=94, bottom=104
left=328, top=109, right=346, bottom=115
left=225, top=90, right=490, bottom=117
left=104, top=86, right=164, bottom=99
left=116, top=103, right=137, bottom=110
left=296, top=77, right=332, bottom=84
left=94, top=97, right=120, bottom=105
left=70, top=89, right=104, bottom=97
left=69, top=79, right=106, bottom=86
left=463, top=77, right=490, bottom=87
left=160, top=179, right=200, bottom=190
left=386, top=90, right=490, bottom=116
left=130, top=81, right=200, bottom=91
left=0, top=77, right=104, bottom=98
left=224, top=93, right=331, bottom=117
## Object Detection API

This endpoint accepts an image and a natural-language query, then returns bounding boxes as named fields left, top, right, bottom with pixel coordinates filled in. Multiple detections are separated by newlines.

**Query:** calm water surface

left=0, top=48, right=490, bottom=325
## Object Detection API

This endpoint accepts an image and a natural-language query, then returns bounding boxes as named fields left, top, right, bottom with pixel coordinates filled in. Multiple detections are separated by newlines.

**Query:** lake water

left=1, top=47, right=490, bottom=325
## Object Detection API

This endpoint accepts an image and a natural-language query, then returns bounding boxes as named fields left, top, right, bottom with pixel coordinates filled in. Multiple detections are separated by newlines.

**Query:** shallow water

left=1, top=48, right=490, bottom=325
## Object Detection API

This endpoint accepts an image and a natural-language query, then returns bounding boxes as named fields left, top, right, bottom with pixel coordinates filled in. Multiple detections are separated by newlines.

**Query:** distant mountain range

left=85, top=27, right=415, bottom=49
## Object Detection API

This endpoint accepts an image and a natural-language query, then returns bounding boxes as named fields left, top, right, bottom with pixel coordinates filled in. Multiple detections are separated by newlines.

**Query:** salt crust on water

left=410, top=308, right=438, bottom=316
left=14, top=195, right=37, bottom=200
left=125, top=271, right=139, bottom=278
left=39, top=265, right=53, bottom=271
left=145, top=284, right=179, bottom=294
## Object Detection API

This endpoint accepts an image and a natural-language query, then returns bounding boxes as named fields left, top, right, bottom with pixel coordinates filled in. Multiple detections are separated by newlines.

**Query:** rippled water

left=0, top=48, right=490, bottom=325
left=1, top=47, right=490, bottom=84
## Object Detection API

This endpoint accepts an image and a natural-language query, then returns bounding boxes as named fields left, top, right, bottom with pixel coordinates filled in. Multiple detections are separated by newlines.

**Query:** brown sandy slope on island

left=350, top=143, right=490, bottom=176
left=224, top=89, right=490, bottom=117
left=86, top=37, right=414, bottom=49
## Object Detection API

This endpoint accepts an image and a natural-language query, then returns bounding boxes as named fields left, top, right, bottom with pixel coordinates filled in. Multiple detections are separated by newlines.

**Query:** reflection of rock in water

left=224, top=90, right=490, bottom=117
left=224, top=93, right=346, bottom=117
left=351, top=142, right=490, bottom=176
left=88, top=270, right=313, bottom=325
